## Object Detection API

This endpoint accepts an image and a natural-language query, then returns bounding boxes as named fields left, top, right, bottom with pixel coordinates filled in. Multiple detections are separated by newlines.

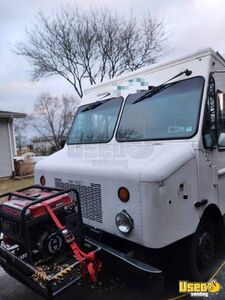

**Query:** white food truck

left=35, top=48, right=225, bottom=282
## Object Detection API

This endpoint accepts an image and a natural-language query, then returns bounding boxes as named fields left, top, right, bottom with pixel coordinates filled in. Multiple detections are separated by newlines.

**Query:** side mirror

left=218, top=132, right=225, bottom=147
left=203, top=133, right=214, bottom=149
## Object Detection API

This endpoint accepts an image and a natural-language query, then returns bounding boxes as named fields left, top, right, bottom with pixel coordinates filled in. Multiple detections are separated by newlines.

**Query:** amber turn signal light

left=118, top=187, right=130, bottom=202
left=40, top=175, right=46, bottom=186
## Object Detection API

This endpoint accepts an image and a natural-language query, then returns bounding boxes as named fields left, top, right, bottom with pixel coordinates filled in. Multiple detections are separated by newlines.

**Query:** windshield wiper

left=82, top=99, right=110, bottom=112
left=132, top=69, right=192, bottom=104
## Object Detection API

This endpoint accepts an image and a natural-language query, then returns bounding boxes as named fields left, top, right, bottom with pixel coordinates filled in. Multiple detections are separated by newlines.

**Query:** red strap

left=44, top=204, right=65, bottom=231
left=42, top=203, right=100, bottom=282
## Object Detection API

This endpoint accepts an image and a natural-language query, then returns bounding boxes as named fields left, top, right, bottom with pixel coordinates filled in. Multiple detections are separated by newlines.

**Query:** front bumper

left=87, top=237, right=162, bottom=275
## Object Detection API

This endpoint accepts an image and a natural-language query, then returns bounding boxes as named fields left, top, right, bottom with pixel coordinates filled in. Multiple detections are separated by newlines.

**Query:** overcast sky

left=1, top=0, right=225, bottom=115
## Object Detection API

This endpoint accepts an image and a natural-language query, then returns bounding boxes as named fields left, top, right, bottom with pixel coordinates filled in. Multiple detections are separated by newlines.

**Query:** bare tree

left=94, top=11, right=166, bottom=79
left=16, top=7, right=167, bottom=99
left=30, top=93, right=77, bottom=150
left=14, top=118, right=28, bottom=151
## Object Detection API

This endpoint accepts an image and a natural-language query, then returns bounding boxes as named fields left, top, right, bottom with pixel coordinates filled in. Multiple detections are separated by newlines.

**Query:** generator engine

left=0, top=188, right=84, bottom=258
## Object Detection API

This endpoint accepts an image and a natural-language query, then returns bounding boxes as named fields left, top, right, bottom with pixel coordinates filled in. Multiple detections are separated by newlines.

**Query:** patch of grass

left=0, top=177, right=34, bottom=195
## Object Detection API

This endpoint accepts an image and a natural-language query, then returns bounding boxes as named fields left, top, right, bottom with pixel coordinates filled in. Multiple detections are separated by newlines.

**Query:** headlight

left=115, top=210, right=133, bottom=234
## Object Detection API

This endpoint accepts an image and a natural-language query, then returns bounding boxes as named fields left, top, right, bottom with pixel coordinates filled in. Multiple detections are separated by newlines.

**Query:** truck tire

left=189, top=216, right=216, bottom=281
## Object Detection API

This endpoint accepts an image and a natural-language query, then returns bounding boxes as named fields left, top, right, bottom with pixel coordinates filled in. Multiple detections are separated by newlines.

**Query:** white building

left=32, top=136, right=54, bottom=153
left=0, top=110, right=26, bottom=179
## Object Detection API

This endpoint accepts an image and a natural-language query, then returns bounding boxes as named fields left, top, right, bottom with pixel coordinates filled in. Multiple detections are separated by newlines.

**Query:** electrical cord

left=167, top=261, right=225, bottom=300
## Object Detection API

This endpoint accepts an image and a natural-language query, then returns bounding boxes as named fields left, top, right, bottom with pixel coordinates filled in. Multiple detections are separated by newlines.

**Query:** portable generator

left=0, top=185, right=101, bottom=299
left=0, top=188, right=83, bottom=257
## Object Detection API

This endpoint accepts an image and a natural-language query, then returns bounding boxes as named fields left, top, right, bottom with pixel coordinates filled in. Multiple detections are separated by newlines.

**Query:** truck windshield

left=116, top=77, right=204, bottom=142
left=67, top=97, right=123, bottom=144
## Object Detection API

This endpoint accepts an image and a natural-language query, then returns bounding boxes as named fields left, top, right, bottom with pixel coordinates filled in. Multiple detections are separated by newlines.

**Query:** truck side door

left=200, top=75, right=218, bottom=212
left=215, top=71, right=225, bottom=214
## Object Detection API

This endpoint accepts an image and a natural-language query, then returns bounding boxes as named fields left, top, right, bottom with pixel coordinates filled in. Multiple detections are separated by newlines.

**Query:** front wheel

left=189, top=217, right=216, bottom=281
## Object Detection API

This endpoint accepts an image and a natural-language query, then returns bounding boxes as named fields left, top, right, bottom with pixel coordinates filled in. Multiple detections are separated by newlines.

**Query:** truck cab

left=35, top=48, right=225, bottom=281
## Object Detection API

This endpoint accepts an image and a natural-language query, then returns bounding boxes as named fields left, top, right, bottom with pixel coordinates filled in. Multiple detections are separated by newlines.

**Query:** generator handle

left=21, top=186, right=80, bottom=219
left=0, top=185, right=71, bottom=200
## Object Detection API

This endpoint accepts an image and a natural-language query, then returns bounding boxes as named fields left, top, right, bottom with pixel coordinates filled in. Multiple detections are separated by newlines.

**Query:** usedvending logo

left=179, top=280, right=221, bottom=297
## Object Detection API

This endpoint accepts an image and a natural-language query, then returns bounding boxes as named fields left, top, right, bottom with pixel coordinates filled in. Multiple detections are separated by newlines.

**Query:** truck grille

left=55, top=178, right=103, bottom=223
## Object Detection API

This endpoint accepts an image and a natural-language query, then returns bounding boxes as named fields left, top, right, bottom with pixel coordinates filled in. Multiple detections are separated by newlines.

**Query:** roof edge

left=0, top=111, right=26, bottom=118
left=84, top=47, right=217, bottom=94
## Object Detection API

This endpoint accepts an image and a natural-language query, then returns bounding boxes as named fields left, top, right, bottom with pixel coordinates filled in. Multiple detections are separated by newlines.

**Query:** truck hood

left=35, top=142, right=195, bottom=184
